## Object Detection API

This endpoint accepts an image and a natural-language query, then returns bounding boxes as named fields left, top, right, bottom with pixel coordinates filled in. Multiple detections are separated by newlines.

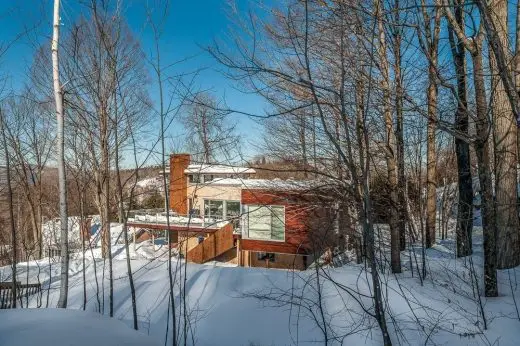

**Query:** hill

left=0, top=223, right=519, bottom=345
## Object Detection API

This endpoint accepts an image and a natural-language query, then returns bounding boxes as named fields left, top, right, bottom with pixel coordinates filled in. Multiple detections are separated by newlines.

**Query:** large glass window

left=203, top=200, right=241, bottom=221
left=247, top=205, right=285, bottom=241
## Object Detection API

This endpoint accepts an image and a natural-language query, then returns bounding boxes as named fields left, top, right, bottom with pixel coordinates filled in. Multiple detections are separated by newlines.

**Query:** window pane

left=257, top=252, right=275, bottom=262
left=226, top=201, right=241, bottom=218
left=271, top=206, right=285, bottom=240
left=249, top=206, right=271, bottom=230
left=205, top=200, right=223, bottom=219
left=248, top=205, right=271, bottom=239
left=249, top=229, right=271, bottom=240
left=204, top=200, right=210, bottom=218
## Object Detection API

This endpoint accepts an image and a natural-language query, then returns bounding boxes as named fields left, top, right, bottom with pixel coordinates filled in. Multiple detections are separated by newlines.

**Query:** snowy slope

left=135, top=177, right=163, bottom=189
left=0, top=309, right=161, bottom=346
left=2, top=226, right=520, bottom=345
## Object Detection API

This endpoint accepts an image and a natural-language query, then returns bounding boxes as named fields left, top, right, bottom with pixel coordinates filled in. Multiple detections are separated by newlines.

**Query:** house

left=128, top=154, right=339, bottom=270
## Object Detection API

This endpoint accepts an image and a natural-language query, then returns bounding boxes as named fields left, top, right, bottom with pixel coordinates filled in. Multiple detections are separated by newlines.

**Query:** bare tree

left=442, top=0, right=497, bottom=295
left=42, top=0, right=150, bottom=316
left=447, top=0, right=473, bottom=257
left=183, top=92, right=240, bottom=163
left=0, top=107, right=17, bottom=308
left=416, top=0, right=441, bottom=249
left=2, top=93, right=54, bottom=260
left=474, top=0, right=520, bottom=124
left=475, top=0, right=520, bottom=268
left=390, top=0, right=407, bottom=251
left=52, top=0, right=69, bottom=309
left=376, top=0, right=401, bottom=273
left=208, top=0, right=393, bottom=343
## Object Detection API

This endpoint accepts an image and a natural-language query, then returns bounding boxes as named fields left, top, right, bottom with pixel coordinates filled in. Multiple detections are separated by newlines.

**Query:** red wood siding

left=241, top=189, right=323, bottom=255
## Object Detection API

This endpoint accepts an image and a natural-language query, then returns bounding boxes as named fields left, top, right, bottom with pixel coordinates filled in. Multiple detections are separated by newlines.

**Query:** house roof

left=208, top=177, right=314, bottom=190
left=184, top=164, right=256, bottom=175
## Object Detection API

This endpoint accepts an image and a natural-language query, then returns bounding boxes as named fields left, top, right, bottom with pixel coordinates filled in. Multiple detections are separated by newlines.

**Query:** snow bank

left=0, top=309, right=161, bottom=346
left=5, top=224, right=520, bottom=345
left=42, top=215, right=103, bottom=249
left=42, top=217, right=83, bottom=248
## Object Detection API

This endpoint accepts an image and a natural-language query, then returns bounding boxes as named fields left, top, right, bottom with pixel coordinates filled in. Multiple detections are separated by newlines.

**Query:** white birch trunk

left=53, top=0, right=69, bottom=308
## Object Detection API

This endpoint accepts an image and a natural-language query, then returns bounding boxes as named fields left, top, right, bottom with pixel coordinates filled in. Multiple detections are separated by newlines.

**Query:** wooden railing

left=187, top=223, right=234, bottom=264
left=0, top=282, right=42, bottom=309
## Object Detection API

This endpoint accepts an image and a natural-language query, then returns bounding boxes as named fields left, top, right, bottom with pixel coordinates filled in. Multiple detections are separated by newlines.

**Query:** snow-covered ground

left=2, top=223, right=520, bottom=345
left=0, top=309, right=161, bottom=346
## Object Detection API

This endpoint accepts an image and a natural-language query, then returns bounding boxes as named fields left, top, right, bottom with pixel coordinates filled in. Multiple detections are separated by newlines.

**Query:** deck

left=126, top=211, right=227, bottom=233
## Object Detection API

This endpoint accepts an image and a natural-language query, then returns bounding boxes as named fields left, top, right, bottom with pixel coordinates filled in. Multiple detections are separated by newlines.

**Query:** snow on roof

left=184, top=164, right=256, bottom=175
left=209, top=177, right=314, bottom=190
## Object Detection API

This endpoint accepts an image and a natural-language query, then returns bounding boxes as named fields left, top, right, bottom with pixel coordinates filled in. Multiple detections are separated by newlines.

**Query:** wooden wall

left=241, top=189, right=323, bottom=255
left=186, top=223, right=234, bottom=264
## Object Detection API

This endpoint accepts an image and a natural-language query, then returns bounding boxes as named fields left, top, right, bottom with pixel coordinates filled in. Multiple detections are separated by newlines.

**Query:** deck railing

left=127, top=210, right=227, bottom=229
left=0, top=282, right=42, bottom=309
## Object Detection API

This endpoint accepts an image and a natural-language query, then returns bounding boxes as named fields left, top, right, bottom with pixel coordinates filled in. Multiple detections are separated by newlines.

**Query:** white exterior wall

left=187, top=183, right=242, bottom=217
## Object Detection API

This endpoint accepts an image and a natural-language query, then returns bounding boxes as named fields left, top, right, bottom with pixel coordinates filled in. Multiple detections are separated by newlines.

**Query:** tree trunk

left=488, top=0, right=520, bottom=268
left=355, top=75, right=366, bottom=262
left=377, top=0, right=401, bottom=273
left=442, top=0, right=498, bottom=293
left=474, top=0, right=520, bottom=122
left=425, top=5, right=441, bottom=248
left=472, top=44, right=498, bottom=296
left=299, top=115, right=309, bottom=178
left=425, top=71, right=437, bottom=248
left=104, top=128, right=113, bottom=317
left=448, top=3, right=473, bottom=257
left=393, top=0, right=406, bottom=251
left=361, top=87, right=392, bottom=346
left=80, top=195, right=87, bottom=311
left=53, top=0, right=69, bottom=309
left=114, top=88, right=138, bottom=329
left=36, top=184, right=43, bottom=259
left=1, top=110, right=17, bottom=308
left=152, top=25, right=178, bottom=343
left=202, top=110, right=210, bottom=164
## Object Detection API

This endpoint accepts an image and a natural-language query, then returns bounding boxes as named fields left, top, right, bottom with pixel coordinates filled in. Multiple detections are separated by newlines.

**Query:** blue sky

left=0, top=1, right=269, bottom=162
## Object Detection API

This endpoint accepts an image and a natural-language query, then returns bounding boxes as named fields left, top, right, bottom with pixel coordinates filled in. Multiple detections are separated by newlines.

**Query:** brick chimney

left=169, top=153, right=191, bottom=215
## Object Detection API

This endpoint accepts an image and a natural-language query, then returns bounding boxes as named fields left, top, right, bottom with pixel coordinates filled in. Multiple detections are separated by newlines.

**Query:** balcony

left=127, top=209, right=228, bottom=230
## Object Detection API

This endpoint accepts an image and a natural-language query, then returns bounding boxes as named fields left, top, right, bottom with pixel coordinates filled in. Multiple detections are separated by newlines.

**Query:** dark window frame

left=188, top=174, right=200, bottom=183
left=257, top=252, right=275, bottom=262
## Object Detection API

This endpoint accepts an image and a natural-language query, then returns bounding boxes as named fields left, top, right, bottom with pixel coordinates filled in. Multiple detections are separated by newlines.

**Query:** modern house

left=128, top=154, right=338, bottom=270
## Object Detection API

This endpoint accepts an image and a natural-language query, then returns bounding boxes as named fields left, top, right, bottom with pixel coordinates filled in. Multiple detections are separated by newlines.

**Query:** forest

left=1, top=0, right=520, bottom=345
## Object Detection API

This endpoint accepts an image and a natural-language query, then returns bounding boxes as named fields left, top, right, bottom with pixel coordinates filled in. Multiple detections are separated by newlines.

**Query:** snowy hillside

left=1, top=224, right=520, bottom=345
left=135, top=176, right=164, bottom=190
left=0, top=309, right=161, bottom=346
